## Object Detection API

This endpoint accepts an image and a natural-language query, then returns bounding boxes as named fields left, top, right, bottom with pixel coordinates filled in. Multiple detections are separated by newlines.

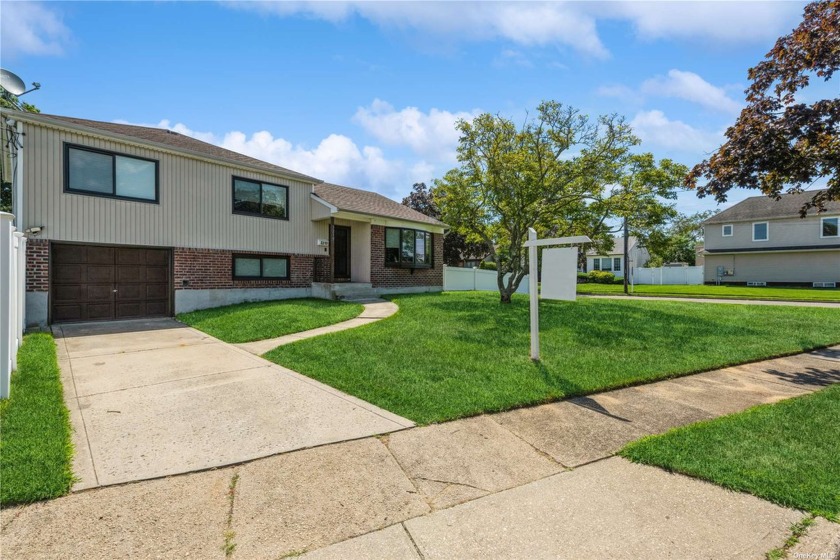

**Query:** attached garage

left=51, top=244, right=172, bottom=323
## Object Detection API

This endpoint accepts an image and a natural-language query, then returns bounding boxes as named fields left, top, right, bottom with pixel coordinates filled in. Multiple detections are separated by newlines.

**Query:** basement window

left=385, top=227, right=433, bottom=268
left=65, top=144, right=159, bottom=202
left=233, top=255, right=289, bottom=280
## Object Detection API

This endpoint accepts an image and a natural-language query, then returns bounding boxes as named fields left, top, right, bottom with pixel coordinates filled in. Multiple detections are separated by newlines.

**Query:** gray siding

left=704, top=251, right=840, bottom=283
left=21, top=121, right=328, bottom=254
left=704, top=216, right=840, bottom=252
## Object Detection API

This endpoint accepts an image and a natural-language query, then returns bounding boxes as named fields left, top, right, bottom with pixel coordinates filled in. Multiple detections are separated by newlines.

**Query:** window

left=385, top=227, right=433, bottom=268
left=232, top=255, right=289, bottom=279
left=613, top=258, right=621, bottom=272
left=821, top=217, right=839, bottom=238
left=593, top=257, right=612, bottom=271
left=232, top=177, right=288, bottom=219
left=593, top=259, right=600, bottom=271
left=65, top=144, right=158, bottom=202
left=752, top=221, right=769, bottom=242
left=722, top=224, right=733, bottom=237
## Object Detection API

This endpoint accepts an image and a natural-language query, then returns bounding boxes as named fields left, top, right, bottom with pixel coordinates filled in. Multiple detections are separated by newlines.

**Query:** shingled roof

left=15, top=112, right=321, bottom=184
left=313, top=183, right=446, bottom=227
left=704, top=189, right=839, bottom=224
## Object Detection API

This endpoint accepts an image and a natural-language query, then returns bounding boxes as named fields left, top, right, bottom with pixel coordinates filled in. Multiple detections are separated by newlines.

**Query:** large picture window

left=385, top=227, right=433, bottom=268
left=232, top=177, right=289, bottom=219
left=232, top=255, right=290, bottom=280
left=65, top=144, right=158, bottom=202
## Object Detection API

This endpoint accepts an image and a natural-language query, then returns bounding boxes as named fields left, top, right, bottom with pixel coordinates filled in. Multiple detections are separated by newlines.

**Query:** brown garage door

left=51, top=244, right=172, bottom=323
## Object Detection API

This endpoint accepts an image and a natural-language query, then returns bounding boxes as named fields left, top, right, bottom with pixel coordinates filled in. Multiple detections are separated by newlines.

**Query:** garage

left=51, top=244, right=172, bottom=323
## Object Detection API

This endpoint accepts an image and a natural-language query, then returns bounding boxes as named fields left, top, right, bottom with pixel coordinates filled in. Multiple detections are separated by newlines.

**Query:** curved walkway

left=236, top=299, right=399, bottom=355
left=581, top=293, right=840, bottom=308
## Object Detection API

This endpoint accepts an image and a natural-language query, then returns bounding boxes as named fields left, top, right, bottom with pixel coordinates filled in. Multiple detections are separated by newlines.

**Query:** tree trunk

left=500, top=291, right=512, bottom=303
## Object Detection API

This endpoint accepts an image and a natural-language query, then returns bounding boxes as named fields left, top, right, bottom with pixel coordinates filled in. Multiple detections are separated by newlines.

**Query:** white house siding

left=704, top=216, right=840, bottom=252
left=21, top=121, right=328, bottom=255
left=704, top=251, right=840, bottom=284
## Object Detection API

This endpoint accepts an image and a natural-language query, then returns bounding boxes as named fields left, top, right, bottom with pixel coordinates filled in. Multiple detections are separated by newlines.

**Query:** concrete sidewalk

left=2, top=346, right=838, bottom=559
left=54, top=318, right=412, bottom=489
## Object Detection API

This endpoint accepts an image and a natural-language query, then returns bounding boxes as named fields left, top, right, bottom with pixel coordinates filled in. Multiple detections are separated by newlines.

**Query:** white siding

left=21, top=121, right=328, bottom=254
left=705, top=216, right=840, bottom=252
left=704, top=251, right=840, bottom=283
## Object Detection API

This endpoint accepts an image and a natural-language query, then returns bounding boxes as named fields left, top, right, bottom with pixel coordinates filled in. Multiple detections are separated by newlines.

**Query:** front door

left=333, top=226, right=351, bottom=281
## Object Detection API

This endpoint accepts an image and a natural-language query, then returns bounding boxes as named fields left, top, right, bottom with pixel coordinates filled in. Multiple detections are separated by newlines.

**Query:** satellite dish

left=1, top=69, right=27, bottom=96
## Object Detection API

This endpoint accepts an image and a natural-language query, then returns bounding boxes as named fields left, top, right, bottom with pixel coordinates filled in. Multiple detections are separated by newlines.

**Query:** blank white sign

left=540, top=247, right=578, bottom=301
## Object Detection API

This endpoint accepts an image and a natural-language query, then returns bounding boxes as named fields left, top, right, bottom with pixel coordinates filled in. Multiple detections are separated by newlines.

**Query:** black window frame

left=384, top=227, right=434, bottom=269
left=64, top=142, right=160, bottom=204
left=232, top=254, right=291, bottom=280
left=232, top=176, right=290, bottom=220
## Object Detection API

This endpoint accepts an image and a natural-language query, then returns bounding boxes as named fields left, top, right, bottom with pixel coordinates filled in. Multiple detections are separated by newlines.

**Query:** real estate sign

left=540, top=247, right=578, bottom=301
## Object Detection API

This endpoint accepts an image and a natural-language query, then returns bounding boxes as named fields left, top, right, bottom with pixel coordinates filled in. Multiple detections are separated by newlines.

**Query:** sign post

left=523, top=229, right=591, bottom=362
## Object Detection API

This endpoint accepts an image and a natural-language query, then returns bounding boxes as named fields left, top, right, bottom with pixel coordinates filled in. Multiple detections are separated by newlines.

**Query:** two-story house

left=585, top=236, right=649, bottom=278
left=1, top=110, right=446, bottom=327
left=702, top=190, right=840, bottom=285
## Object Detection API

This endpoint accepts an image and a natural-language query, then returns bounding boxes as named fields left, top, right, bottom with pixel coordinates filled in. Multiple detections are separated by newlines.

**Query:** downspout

left=6, top=119, right=24, bottom=228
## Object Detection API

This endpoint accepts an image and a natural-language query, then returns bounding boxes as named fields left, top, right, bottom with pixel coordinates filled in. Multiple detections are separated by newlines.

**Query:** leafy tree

left=401, top=182, right=491, bottom=266
left=645, top=211, right=715, bottom=266
left=687, top=0, right=839, bottom=213
left=435, top=101, right=639, bottom=303
left=1, top=95, right=40, bottom=212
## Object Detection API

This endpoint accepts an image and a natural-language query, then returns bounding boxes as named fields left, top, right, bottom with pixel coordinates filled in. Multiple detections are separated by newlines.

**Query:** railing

left=1, top=212, right=26, bottom=399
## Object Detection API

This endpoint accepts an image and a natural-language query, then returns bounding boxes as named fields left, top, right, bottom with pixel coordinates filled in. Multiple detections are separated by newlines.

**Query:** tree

left=401, top=182, right=491, bottom=266
left=1, top=95, right=40, bottom=212
left=435, top=101, right=639, bottom=303
left=687, top=0, right=839, bottom=213
left=645, top=211, right=715, bottom=266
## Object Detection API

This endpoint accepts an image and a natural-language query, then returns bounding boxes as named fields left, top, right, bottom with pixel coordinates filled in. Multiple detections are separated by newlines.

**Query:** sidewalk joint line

left=401, top=522, right=426, bottom=560
left=376, top=436, right=434, bottom=513
left=61, top=331, right=101, bottom=487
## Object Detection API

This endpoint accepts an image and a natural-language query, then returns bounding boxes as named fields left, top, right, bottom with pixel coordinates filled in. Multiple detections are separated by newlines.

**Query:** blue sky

left=1, top=1, right=826, bottom=214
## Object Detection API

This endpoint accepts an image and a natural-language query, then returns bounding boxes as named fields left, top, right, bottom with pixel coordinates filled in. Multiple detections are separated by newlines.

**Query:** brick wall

left=174, top=248, right=314, bottom=290
left=370, top=225, right=444, bottom=289
left=26, top=238, right=49, bottom=292
left=313, top=255, right=331, bottom=282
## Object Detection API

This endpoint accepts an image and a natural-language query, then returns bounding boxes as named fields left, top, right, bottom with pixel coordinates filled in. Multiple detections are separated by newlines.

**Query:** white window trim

left=722, top=224, right=733, bottom=237
left=752, top=221, right=769, bottom=242
left=820, top=216, right=839, bottom=238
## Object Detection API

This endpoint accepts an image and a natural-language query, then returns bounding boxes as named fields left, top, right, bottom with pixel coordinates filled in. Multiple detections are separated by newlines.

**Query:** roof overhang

left=310, top=194, right=447, bottom=233
left=1, top=109, right=322, bottom=185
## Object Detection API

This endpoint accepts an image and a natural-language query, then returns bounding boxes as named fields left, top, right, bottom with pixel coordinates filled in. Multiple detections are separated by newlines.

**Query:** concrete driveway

left=54, top=319, right=413, bottom=489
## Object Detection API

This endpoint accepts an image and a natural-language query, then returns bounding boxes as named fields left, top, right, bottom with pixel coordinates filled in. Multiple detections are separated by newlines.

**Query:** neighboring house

left=702, top=190, right=840, bottom=285
left=1, top=110, right=446, bottom=326
left=694, top=242, right=705, bottom=267
left=585, top=236, right=650, bottom=278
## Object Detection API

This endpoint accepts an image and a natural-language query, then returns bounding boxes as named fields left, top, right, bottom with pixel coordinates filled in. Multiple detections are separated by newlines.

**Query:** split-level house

left=585, top=236, right=650, bottom=278
left=702, top=190, right=840, bottom=285
left=1, top=110, right=446, bottom=326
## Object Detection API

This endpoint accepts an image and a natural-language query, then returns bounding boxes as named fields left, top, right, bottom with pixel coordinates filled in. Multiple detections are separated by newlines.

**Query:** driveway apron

left=54, top=318, right=413, bottom=489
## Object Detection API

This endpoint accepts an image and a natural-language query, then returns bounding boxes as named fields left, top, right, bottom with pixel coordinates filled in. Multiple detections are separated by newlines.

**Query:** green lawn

left=265, top=292, right=840, bottom=424
left=177, top=298, right=364, bottom=343
left=621, top=385, right=840, bottom=520
left=577, top=283, right=840, bottom=302
left=0, top=334, right=74, bottom=505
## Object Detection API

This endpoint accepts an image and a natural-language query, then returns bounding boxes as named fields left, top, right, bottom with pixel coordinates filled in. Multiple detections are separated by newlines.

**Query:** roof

left=587, top=236, right=637, bottom=256
left=313, top=183, right=446, bottom=227
left=704, top=189, right=839, bottom=224
left=6, top=111, right=321, bottom=184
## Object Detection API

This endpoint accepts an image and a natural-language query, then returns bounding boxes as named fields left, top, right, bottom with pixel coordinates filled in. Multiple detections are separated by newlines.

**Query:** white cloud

left=596, top=84, right=644, bottom=104
left=352, top=99, right=477, bottom=162
left=630, top=110, right=723, bottom=153
left=641, top=70, right=742, bottom=114
left=0, top=1, right=71, bottom=58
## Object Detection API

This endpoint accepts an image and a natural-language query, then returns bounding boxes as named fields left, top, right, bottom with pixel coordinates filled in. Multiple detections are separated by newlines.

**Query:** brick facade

left=313, top=255, right=331, bottom=282
left=369, top=225, right=444, bottom=289
left=25, top=238, right=49, bottom=292
left=174, top=248, right=315, bottom=290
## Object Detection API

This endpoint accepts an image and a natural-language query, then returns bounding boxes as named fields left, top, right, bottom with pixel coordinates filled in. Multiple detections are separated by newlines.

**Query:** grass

left=577, top=283, right=840, bottom=302
left=0, top=333, right=74, bottom=505
left=265, top=291, right=840, bottom=424
left=621, top=386, right=840, bottom=521
left=176, top=298, right=364, bottom=343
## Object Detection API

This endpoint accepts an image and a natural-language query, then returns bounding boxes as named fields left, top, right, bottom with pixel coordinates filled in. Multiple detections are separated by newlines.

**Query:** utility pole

left=623, top=218, right=629, bottom=295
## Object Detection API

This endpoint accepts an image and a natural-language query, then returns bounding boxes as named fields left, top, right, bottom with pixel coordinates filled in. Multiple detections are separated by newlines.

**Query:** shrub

left=612, top=277, right=625, bottom=285
left=587, top=270, right=616, bottom=284
left=577, top=272, right=590, bottom=284
left=478, top=261, right=497, bottom=271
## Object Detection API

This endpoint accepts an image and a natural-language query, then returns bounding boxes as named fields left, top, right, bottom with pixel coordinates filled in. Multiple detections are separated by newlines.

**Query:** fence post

left=16, top=232, right=26, bottom=345
left=1, top=213, right=14, bottom=399
left=473, top=267, right=477, bottom=291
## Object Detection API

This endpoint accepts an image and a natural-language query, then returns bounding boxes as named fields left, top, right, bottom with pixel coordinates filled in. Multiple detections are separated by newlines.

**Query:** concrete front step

left=312, top=282, right=379, bottom=301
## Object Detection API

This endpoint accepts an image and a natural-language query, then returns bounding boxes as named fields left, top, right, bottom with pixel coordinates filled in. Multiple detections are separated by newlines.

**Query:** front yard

left=0, top=334, right=74, bottom=505
left=577, top=283, right=840, bottom=302
left=264, top=292, right=840, bottom=424
left=621, top=385, right=840, bottom=521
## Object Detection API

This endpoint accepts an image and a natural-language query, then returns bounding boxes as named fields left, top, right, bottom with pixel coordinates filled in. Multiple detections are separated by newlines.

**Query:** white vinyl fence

left=1, top=212, right=27, bottom=399
left=444, top=265, right=530, bottom=294
left=634, top=266, right=703, bottom=285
